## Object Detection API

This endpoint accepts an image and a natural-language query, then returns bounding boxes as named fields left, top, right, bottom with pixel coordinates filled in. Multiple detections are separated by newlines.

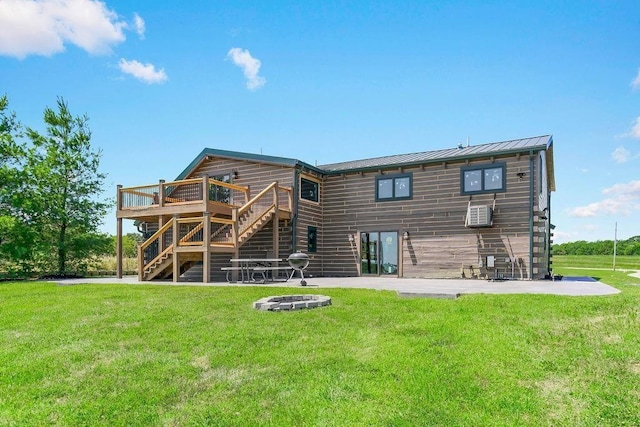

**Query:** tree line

left=553, top=236, right=640, bottom=256
left=0, top=95, right=110, bottom=277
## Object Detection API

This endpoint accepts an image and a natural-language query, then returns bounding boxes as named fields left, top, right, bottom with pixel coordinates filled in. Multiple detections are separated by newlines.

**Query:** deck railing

left=118, top=176, right=252, bottom=211
left=131, top=180, right=293, bottom=279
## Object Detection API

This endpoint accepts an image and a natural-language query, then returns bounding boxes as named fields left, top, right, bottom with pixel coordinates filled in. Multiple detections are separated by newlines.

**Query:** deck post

left=202, top=175, right=209, bottom=209
left=203, top=212, right=211, bottom=283
left=158, top=179, right=165, bottom=207
left=137, top=243, right=143, bottom=281
left=116, top=217, right=123, bottom=279
left=158, top=215, right=165, bottom=255
left=273, top=182, right=279, bottom=259
left=172, top=214, right=179, bottom=282
left=232, top=207, right=239, bottom=282
left=116, top=184, right=123, bottom=211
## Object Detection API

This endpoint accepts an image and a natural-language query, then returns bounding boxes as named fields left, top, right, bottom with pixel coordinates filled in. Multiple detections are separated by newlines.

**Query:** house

left=115, top=135, right=555, bottom=282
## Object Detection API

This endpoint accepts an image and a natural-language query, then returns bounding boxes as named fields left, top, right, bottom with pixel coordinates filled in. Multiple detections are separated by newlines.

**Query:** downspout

left=292, top=169, right=299, bottom=253
left=547, top=190, right=552, bottom=277
left=528, top=150, right=534, bottom=280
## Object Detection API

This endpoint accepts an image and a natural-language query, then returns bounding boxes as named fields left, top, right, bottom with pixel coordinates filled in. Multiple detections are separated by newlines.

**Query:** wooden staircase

left=138, top=181, right=285, bottom=281
left=143, top=250, right=201, bottom=281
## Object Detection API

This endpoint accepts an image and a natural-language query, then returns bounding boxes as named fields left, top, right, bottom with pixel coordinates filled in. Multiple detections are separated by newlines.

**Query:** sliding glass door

left=360, top=231, right=398, bottom=276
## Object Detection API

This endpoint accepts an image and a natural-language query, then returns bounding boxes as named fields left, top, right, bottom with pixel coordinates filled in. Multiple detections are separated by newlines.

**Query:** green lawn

left=2, top=268, right=640, bottom=425
left=553, top=254, right=640, bottom=271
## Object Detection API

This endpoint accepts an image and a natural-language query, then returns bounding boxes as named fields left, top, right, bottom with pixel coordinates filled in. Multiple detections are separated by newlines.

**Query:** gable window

left=300, top=177, right=319, bottom=202
left=376, top=173, right=412, bottom=201
left=461, top=163, right=506, bottom=195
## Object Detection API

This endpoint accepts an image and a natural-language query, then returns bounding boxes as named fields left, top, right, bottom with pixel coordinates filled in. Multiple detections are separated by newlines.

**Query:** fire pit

left=253, top=295, right=331, bottom=311
left=287, top=252, right=310, bottom=286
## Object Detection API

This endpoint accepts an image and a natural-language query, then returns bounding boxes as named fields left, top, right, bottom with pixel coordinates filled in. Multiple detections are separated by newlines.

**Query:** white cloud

left=611, top=146, right=631, bottom=163
left=133, top=13, right=145, bottom=39
left=625, top=116, right=640, bottom=139
left=632, top=68, right=640, bottom=90
left=118, top=58, right=167, bottom=84
left=0, top=0, right=128, bottom=59
left=226, top=47, right=266, bottom=90
left=569, top=180, right=640, bottom=217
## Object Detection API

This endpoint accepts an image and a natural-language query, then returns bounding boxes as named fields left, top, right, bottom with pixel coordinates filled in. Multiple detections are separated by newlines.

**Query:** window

left=300, top=177, right=319, bottom=202
left=461, top=163, right=506, bottom=194
left=307, top=226, right=317, bottom=253
left=209, top=173, right=231, bottom=203
left=376, top=173, right=412, bottom=201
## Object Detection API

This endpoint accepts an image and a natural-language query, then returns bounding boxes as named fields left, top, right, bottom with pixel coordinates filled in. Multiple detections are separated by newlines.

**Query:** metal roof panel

left=318, top=135, right=552, bottom=172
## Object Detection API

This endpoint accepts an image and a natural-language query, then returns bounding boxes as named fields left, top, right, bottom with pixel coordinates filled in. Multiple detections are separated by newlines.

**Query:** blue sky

left=1, top=0, right=639, bottom=243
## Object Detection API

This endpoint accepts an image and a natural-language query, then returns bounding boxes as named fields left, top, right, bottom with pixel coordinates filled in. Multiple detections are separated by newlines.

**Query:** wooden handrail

left=140, top=218, right=175, bottom=251
left=120, top=183, right=159, bottom=192
left=121, top=189, right=157, bottom=198
left=162, top=177, right=202, bottom=187
left=211, top=217, right=235, bottom=225
left=240, top=204, right=276, bottom=237
left=208, top=178, right=249, bottom=193
left=279, top=186, right=293, bottom=211
left=178, top=221, right=204, bottom=244
left=239, top=182, right=277, bottom=216
left=143, top=245, right=172, bottom=272
left=176, top=217, right=204, bottom=224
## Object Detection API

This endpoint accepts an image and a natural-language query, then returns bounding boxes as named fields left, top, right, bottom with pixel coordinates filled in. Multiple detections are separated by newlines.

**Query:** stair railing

left=208, top=178, right=251, bottom=205
left=138, top=218, right=175, bottom=280
left=236, top=182, right=279, bottom=242
left=176, top=217, right=207, bottom=246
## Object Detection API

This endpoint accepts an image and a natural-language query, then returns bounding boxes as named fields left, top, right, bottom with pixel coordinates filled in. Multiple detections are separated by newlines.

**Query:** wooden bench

left=221, top=266, right=246, bottom=282
left=252, top=266, right=294, bottom=283
left=224, top=259, right=293, bottom=283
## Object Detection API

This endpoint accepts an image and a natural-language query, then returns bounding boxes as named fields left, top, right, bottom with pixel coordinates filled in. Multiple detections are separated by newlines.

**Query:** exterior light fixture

left=233, top=170, right=239, bottom=179
left=348, top=234, right=354, bottom=242
left=403, top=231, right=410, bottom=240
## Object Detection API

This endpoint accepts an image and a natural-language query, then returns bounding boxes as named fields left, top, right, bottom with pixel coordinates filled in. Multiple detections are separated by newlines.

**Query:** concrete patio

left=53, top=275, right=621, bottom=298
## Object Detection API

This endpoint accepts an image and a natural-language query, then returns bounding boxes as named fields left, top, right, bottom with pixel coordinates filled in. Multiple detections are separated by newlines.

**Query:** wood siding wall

left=190, top=157, right=296, bottom=281
left=322, top=152, right=548, bottom=279
left=188, top=157, right=295, bottom=200
left=295, top=172, right=324, bottom=277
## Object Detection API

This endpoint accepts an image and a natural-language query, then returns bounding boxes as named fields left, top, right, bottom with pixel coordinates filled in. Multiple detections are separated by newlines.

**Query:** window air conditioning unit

left=466, top=205, right=493, bottom=228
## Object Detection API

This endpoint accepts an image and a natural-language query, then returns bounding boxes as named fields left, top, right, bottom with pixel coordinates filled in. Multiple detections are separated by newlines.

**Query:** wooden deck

left=115, top=177, right=293, bottom=281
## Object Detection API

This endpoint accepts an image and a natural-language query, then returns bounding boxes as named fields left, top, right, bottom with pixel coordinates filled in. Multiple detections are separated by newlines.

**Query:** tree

left=0, top=95, right=35, bottom=272
left=110, top=233, right=143, bottom=258
left=20, top=97, right=111, bottom=275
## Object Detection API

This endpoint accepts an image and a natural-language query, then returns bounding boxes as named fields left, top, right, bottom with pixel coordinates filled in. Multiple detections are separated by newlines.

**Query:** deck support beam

left=172, top=214, right=179, bottom=282
left=116, top=184, right=123, bottom=279
left=273, top=182, right=280, bottom=259
left=116, top=217, right=123, bottom=279
left=231, top=208, right=239, bottom=282
left=203, top=212, right=211, bottom=283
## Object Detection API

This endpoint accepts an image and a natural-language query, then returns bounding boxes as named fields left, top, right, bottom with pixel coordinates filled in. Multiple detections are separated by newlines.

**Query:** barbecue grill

left=287, top=252, right=310, bottom=286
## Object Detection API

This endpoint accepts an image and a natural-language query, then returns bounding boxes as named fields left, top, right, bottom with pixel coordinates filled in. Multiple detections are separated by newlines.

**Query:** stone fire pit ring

left=253, top=295, right=331, bottom=311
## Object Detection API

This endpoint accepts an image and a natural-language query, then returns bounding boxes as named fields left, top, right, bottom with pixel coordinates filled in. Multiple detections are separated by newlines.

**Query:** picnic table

left=223, top=258, right=294, bottom=283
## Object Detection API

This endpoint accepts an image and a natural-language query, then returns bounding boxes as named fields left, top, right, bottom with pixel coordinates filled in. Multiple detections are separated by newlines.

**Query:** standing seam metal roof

left=178, top=135, right=553, bottom=179
left=318, top=135, right=553, bottom=172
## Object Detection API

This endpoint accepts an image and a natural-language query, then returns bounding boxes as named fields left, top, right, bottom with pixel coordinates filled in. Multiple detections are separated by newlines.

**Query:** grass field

left=2, top=260, right=640, bottom=425
left=553, top=255, right=640, bottom=271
